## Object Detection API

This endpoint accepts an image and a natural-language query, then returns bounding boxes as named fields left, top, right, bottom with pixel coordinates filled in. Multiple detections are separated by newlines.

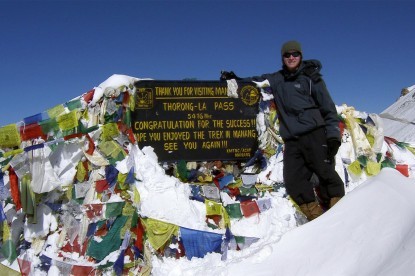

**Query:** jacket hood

left=302, top=59, right=322, bottom=72
left=299, top=59, right=323, bottom=82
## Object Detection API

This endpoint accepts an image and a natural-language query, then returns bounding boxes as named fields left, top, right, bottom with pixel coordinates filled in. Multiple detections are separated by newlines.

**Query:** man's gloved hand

left=327, top=138, right=341, bottom=160
left=220, top=70, right=241, bottom=81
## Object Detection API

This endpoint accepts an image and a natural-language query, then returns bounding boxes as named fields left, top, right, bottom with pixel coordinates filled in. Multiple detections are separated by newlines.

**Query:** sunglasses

left=283, top=52, right=301, bottom=58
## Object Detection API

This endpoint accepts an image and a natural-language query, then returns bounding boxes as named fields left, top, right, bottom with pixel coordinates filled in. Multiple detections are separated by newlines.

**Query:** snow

left=1, top=75, right=415, bottom=275
left=149, top=169, right=415, bottom=276
left=227, top=169, right=415, bottom=276
left=380, top=84, right=415, bottom=143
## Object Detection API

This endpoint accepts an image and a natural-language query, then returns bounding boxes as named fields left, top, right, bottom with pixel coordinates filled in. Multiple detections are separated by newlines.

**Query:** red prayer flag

left=83, top=89, right=95, bottom=104
left=240, top=200, right=260, bottom=218
left=133, top=219, right=145, bottom=251
left=84, top=204, right=103, bottom=219
left=396, top=164, right=409, bottom=177
left=71, top=264, right=95, bottom=276
left=8, top=167, right=21, bottom=210
left=17, top=257, right=31, bottom=276
left=95, top=179, right=109, bottom=193
left=20, top=123, right=47, bottom=141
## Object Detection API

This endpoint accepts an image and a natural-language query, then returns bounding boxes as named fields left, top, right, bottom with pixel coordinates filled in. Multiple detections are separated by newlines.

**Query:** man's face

left=282, top=51, right=302, bottom=72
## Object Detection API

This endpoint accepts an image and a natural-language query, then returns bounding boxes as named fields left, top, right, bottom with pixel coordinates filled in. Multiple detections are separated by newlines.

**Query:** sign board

left=132, top=80, right=260, bottom=161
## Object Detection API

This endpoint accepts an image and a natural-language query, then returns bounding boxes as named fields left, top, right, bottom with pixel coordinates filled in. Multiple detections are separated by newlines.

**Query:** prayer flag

left=179, top=227, right=222, bottom=260
left=141, top=218, right=179, bottom=251
left=57, top=110, right=79, bottom=131
left=47, top=104, right=65, bottom=118
left=65, top=98, right=82, bottom=111
left=105, top=201, right=125, bottom=218
left=1, top=221, right=17, bottom=263
left=0, top=124, right=21, bottom=148
left=240, top=200, right=260, bottom=218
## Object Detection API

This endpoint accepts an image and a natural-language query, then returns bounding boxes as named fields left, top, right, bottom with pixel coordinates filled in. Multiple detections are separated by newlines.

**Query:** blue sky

left=1, top=0, right=414, bottom=127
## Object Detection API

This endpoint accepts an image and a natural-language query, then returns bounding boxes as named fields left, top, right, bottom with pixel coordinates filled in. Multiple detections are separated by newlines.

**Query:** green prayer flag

left=1, top=239, right=17, bottom=264
left=357, top=155, right=368, bottom=167
left=66, top=98, right=82, bottom=111
left=39, top=118, right=59, bottom=134
left=105, top=201, right=126, bottom=218
left=225, top=203, right=243, bottom=219
left=86, top=216, right=128, bottom=261
left=381, top=158, right=395, bottom=169
left=1, top=222, right=17, bottom=263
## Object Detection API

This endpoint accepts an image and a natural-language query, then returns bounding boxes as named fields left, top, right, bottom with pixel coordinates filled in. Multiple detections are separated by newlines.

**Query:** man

left=221, top=40, right=345, bottom=220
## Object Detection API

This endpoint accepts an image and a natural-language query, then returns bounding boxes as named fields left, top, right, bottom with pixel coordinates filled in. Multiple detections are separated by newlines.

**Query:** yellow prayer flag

left=0, top=124, right=21, bottom=148
left=47, top=104, right=66, bottom=118
left=2, top=221, right=11, bottom=241
left=76, top=162, right=87, bottom=182
left=122, top=202, right=136, bottom=217
left=133, top=186, right=141, bottom=206
left=98, top=140, right=126, bottom=160
left=407, top=146, right=415, bottom=155
left=57, top=110, right=79, bottom=130
left=205, top=199, right=223, bottom=216
left=366, top=160, right=381, bottom=176
left=101, top=122, right=119, bottom=141
left=221, top=206, right=230, bottom=228
left=366, top=133, right=375, bottom=147
left=141, top=218, right=178, bottom=250
left=348, top=160, right=362, bottom=176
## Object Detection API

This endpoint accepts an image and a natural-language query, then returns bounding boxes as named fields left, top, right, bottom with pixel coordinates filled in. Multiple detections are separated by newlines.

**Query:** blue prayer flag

left=0, top=203, right=6, bottom=222
left=180, top=227, right=223, bottom=260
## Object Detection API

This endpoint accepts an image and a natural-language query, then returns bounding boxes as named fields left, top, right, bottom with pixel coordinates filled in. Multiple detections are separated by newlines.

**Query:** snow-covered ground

left=152, top=168, right=415, bottom=276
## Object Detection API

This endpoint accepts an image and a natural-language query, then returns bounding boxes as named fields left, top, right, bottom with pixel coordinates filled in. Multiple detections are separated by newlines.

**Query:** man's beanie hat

left=281, top=40, right=302, bottom=55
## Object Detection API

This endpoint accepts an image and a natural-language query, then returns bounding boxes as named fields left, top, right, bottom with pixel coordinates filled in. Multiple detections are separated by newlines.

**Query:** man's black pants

left=283, top=127, right=345, bottom=205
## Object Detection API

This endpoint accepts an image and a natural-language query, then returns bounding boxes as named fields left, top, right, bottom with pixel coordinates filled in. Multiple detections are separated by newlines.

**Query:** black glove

left=220, top=70, right=241, bottom=81
left=327, top=138, right=341, bottom=160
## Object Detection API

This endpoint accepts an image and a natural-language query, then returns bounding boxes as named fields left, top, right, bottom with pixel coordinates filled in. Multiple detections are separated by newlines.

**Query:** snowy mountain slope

left=380, top=84, right=415, bottom=143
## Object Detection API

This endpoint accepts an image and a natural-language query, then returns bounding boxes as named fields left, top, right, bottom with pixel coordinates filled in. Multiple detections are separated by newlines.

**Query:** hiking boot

left=299, top=201, right=324, bottom=221
left=330, top=197, right=342, bottom=208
